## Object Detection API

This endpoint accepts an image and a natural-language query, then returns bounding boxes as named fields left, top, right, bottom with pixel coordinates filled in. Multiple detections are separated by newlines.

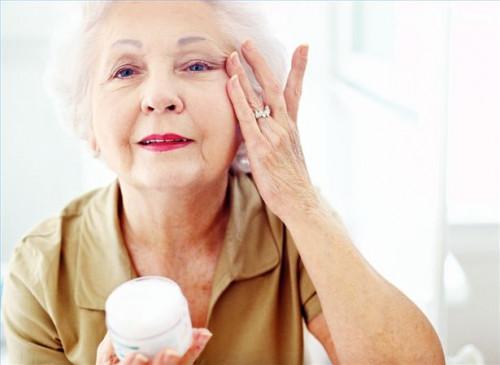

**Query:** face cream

left=105, top=276, right=193, bottom=360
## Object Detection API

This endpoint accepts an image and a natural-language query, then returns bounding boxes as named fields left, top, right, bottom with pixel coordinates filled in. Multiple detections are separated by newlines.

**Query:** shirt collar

left=75, top=171, right=281, bottom=310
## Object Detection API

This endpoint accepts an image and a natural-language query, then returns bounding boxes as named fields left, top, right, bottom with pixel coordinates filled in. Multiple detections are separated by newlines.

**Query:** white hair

left=44, top=0, right=287, bottom=172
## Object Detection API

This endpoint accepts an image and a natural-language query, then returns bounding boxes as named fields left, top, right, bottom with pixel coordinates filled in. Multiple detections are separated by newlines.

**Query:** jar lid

left=105, top=276, right=188, bottom=340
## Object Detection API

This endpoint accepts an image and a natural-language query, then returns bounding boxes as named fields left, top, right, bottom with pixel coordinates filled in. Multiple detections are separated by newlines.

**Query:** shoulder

left=6, top=183, right=115, bottom=290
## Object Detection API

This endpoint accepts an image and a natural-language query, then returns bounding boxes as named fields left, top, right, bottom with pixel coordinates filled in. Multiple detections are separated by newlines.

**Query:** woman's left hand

left=226, top=40, right=319, bottom=224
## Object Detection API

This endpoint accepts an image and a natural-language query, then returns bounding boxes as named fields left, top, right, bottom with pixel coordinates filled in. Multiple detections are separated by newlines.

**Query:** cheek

left=192, top=84, right=238, bottom=143
left=91, top=92, right=137, bottom=146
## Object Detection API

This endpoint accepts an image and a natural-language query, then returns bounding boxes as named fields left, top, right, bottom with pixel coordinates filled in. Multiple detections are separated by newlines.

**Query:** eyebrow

left=111, top=36, right=210, bottom=49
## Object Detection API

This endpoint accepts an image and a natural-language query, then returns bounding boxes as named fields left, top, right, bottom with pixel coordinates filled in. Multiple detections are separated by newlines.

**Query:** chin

left=135, top=163, right=218, bottom=191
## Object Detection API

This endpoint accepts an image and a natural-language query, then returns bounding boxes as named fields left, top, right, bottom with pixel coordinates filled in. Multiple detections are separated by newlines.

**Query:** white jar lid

left=105, top=276, right=188, bottom=340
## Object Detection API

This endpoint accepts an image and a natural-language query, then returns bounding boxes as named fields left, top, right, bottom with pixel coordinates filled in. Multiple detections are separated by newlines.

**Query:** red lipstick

left=138, top=133, right=193, bottom=152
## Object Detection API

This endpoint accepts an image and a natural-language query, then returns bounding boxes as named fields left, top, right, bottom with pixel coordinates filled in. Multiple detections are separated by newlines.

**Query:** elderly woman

left=2, top=1, right=445, bottom=365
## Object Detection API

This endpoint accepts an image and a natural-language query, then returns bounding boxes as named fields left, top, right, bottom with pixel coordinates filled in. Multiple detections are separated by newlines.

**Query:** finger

left=226, top=52, right=283, bottom=138
left=227, top=50, right=286, bottom=137
left=120, top=353, right=136, bottom=365
left=284, top=45, right=308, bottom=123
left=227, top=75, right=266, bottom=148
left=257, top=118, right=281, bottom=147
left=151, top=349, right=167, bottom=365
left=150, top=347, right=180, bottom=365
left=131, top=353, right=150, bottom=365
left=226, top=51, right=264, bottom=111
left=110, top=354, right=120, bottom=365
left=179, top=328, right=213, bottom=365
left=159, top=349, right=182, bottom=365
left=241, top=40, right=287, bottom=117
left=96, top=333, right=114, bottom=365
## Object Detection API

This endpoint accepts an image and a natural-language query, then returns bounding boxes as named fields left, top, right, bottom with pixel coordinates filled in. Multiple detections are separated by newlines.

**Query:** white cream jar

left=105, top=276, right=193, bottom=360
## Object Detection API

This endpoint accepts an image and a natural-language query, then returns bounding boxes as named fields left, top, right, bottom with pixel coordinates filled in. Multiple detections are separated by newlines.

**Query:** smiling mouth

left=138, top=138, right=191, bottom=145
left=137, top=138, right=194, bottom=153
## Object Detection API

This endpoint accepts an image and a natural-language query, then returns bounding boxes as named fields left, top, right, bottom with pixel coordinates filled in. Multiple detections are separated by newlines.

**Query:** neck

left=119, top=172, right=230, bottom=256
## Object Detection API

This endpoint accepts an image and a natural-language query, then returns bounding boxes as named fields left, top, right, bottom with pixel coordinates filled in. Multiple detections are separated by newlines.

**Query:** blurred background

left=1, top=1, right=499, bottom=364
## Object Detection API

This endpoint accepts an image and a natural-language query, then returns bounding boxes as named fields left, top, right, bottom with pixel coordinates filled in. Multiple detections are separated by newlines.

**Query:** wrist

left=283, top=190, right=347, bottom=236
left=281, top=188, right=325, bottom=227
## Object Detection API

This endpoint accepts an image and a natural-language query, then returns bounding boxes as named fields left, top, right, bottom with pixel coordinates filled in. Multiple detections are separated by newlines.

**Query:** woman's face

left=89, top=1, right=240, bottom=190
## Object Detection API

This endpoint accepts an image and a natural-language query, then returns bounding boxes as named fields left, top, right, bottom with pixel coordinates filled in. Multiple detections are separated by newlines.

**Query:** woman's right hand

left=95, top=328, right=212, bottom=365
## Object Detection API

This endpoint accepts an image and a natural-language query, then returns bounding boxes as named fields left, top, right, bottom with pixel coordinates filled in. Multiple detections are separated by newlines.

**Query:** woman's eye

left=186, top=62, right=213, bottom=72
left=111, top=62, right=214, bottom=79
left=113, top=67, right=137, bottom=79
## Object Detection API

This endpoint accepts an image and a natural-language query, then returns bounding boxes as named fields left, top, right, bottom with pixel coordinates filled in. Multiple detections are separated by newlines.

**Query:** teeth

left=143, top=138, right=189, bottom=144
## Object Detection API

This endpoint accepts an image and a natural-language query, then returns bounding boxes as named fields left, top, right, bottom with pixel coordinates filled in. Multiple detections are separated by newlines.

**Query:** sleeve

left=298, top=257, right=323, bottom=324
left=2, top=255, right=72, bottom=365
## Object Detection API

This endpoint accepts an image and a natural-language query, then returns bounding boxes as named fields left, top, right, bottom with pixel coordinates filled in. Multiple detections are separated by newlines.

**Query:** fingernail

left=163, top=348, right=179, bottom=361
left=300, top=44, right=309, bottom=58
left=199, top=331, right=213, bottom=347
left=199, top=328, right=213, bottom=337
left=231, top=52, right=241, bottom=68
left=243, top=40, right=255, bottom=51
left=135, top=353, right=149, bottom=363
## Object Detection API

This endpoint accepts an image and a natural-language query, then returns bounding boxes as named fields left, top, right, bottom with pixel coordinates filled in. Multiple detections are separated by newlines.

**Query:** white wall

left=1, top=2, right=85, bottom=261
left=443, top=5, right=500, bottom=363
left=446, top=4, right=500, bottom=225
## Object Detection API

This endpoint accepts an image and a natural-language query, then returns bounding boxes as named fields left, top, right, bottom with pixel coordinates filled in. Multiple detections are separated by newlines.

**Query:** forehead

left=99, top=1, right=232, bottom=51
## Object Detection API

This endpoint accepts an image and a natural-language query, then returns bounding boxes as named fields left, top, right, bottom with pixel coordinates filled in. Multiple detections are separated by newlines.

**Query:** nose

left=140, top=78, right=184, bottom=115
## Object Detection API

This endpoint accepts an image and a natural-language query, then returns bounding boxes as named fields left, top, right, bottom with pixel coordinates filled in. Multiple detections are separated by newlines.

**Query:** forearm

left=285, top=202, right=445, bottom=365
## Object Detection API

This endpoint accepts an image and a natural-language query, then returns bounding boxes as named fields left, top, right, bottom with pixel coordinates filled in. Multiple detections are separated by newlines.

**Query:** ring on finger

left=253, top=104, right=271, bottom=120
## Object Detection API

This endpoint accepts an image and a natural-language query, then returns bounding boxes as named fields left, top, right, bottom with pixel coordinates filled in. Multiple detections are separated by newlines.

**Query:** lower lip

left=139, top=141, right=193, bottom=152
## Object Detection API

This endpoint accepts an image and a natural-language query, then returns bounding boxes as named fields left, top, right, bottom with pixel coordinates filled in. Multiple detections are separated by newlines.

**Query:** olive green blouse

left=2, top=171, right=322, bottom=365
